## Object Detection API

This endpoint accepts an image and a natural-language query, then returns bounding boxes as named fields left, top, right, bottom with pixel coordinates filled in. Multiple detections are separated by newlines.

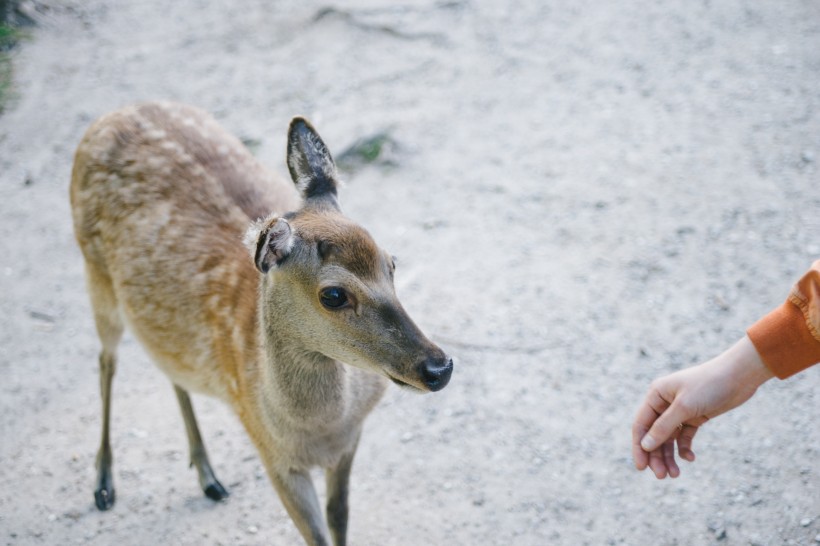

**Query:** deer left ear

left=244, top=215, right=294, bottom=274
left=286, top=117, right=340, bottom=208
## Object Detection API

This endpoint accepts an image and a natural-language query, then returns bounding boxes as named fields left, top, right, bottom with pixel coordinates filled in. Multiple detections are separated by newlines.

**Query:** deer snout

left=419, top=357, right=453, bottom=392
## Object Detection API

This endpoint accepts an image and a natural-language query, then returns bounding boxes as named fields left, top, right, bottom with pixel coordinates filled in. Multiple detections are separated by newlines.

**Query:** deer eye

left=320, top=287, right=348, bottom=309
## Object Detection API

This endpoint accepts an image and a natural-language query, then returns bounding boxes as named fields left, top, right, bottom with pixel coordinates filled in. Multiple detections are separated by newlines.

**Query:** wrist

left=723, top=335, right=775, bottom=389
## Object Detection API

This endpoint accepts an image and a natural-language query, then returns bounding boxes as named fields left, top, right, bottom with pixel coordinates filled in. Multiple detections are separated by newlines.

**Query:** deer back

left=70, top=102, right=300, bottom=400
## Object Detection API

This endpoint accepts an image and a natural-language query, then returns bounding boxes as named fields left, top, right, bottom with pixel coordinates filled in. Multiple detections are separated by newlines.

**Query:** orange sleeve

left=747, top=260, right=820, bottom=379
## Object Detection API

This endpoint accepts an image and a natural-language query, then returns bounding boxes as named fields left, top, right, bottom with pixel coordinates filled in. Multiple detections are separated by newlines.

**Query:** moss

left=336, top=131, right=398, bottom=173
left=0, top=23, right=22, bottom=114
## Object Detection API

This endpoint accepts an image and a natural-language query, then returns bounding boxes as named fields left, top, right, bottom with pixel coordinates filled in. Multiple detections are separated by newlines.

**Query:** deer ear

left=287, top=117, right=340, bottom=207
left=244, top=215, right=294, bottom=273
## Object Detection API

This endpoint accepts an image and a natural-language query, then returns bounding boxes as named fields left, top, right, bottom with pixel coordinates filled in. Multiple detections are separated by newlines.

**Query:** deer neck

left=253, top=308, right=348, bottom=430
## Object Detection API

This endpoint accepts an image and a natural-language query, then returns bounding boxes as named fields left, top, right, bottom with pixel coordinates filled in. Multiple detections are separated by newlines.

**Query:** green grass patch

left=336, top=131, right=399, bottom=173
left=0, top=23, right=23, bottom=114
left=0, top=24, right=20, bottom=47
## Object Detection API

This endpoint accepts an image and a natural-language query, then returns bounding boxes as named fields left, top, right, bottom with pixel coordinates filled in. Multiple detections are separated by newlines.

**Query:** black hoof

left=94, top=487, right=116, bottom=511
left=204, top=480, right=229, bottom=501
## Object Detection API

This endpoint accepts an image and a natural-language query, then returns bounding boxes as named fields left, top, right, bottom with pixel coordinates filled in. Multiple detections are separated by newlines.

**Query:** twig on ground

left=312, top=6, right=448, bottom=45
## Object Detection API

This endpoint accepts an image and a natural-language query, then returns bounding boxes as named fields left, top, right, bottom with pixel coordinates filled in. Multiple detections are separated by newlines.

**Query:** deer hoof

left=204, top=480, right=229, bottom=501
left=94, top=486, right=116, bottom=511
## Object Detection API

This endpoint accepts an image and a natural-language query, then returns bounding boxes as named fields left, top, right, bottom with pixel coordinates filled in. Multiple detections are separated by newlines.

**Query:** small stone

left=400, top=432, right=414, bottom=443
left=47, top=514, right=57, bottom=522
left=800, top=517, right=812, bottom=527
left=129, top=428, right=147, bottom=439
left=247, top=525, right=258, bottom=534
left=813, top=533, right=819, bottom=542
left=714, top=528, right=726, bottom=541
left=63, top=510, right=82, bottom=521
left=422, top=219, right=447, bottom=230
left=713, top=294, right=730, bottom=311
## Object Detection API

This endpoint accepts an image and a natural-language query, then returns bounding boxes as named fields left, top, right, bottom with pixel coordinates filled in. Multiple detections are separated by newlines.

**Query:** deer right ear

left=244, top=215, right=294, bottom=273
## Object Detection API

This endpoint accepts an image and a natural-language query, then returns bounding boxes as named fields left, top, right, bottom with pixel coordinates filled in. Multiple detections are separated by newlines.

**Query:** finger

left=633, top=389, right=670, bottom=456
left=641, top=399, right=695, bottom=452
left=632, top=410, right=653, bottom=470
left=632, top=439, right=650, bottom=470
left=663, top=437, right=680, bottom=478
left=677, top=425, right=698, bottom=462
left=647, top=446, right=669, bottom=479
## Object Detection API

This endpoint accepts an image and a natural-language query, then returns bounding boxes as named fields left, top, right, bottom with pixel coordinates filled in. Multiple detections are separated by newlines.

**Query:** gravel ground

left=0, top=1, right=818, bottom=545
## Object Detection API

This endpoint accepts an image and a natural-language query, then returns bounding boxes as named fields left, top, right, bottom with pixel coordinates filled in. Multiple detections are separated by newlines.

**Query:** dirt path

left=1, top=1, right=818, bottom=544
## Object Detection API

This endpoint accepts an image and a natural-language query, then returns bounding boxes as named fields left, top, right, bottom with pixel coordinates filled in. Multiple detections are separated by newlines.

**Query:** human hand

left=631, top=336, right=774, bottom=479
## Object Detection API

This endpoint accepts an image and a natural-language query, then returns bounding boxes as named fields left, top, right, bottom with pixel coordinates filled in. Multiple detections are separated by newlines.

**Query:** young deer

left=70, top=101, right=453, bottom=546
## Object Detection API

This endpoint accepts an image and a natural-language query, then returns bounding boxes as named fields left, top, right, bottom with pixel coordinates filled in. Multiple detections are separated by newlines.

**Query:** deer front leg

left=173, top=385, right=229, bottom=501
left=268, top=465, right=331, bottom=546
left=325, top=438, right=359, bottom=546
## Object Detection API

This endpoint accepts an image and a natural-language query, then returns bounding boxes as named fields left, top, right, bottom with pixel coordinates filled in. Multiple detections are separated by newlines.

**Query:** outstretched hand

left=631, top=336, right=774, bottom=479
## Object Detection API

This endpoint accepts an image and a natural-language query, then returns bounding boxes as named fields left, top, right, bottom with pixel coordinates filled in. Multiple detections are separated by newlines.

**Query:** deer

left=69, top=101, right=453, bottom=546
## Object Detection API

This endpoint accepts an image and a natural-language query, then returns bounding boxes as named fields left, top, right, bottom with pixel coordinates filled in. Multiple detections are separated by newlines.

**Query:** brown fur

left=70, top=102, right=452, bottom=546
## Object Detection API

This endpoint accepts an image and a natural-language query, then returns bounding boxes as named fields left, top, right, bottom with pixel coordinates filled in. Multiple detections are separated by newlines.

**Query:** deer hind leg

left=86, top=264, right=123, bottom=511
left=173, top=385, right=229, bottom=501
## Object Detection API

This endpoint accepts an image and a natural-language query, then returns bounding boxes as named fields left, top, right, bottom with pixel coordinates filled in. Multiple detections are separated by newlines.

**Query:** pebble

left=801, top=517, right=813, bottom=527
left=247, top=525, right=258, bottom=535
left=128, top=428, right=147, bottom=439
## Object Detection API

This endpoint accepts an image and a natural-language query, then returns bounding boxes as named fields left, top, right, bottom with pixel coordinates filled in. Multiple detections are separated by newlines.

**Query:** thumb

left=640, top=401, right=692, bottom=452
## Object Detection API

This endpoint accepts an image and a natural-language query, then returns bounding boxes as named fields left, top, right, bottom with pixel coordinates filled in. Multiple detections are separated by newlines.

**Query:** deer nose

left=420, top=357, right=453, bottom=392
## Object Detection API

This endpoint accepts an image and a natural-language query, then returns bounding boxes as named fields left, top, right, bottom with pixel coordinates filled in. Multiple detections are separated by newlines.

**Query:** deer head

left=246, top=118, right=452, bottom=392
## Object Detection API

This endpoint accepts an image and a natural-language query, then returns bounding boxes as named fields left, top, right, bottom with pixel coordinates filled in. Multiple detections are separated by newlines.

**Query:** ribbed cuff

left=747, top=301, right=820, bottom=379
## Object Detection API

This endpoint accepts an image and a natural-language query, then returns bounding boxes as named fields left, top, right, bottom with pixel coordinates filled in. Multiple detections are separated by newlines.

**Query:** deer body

left=70, top=102, right=452, bottom=546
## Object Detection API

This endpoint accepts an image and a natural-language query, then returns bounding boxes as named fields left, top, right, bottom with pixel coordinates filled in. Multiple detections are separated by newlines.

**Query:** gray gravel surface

left=1, top=1, right=818, bottom=544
